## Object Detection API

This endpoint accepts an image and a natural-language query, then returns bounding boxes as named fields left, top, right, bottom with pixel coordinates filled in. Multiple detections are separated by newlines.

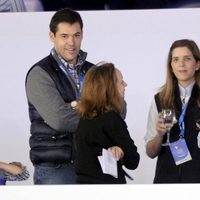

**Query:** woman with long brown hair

left=145, top=39, right=200, bottom=183
left=75, top=62, right=140, bottom=184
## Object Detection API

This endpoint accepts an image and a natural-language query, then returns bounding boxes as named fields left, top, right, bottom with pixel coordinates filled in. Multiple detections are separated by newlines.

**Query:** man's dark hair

left=49, top=8, right=83, bottom=34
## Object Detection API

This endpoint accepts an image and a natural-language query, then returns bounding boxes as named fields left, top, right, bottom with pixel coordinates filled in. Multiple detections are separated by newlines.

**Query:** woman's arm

left=106, top=112, right=140, bottom=170
left=0, top=162, right=23, bottom=175
left=0, top=162, right=30, bottom=181
left=146, top=113, right=171, bottom=158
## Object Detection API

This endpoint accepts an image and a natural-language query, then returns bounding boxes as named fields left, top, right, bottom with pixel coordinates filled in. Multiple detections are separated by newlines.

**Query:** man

left=25, top=8, right=93, bottom=184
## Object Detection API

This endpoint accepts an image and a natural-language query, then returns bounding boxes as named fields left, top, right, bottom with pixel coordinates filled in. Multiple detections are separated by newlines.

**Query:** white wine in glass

left=161, top=109, right=177, bottom=146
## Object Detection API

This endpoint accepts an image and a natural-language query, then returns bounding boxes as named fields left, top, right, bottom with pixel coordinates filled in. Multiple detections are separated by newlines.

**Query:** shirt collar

left=178, top=81, right=195, bottom=101
left=57, top=49, right=87, bottom=69
left=178, top=81, right=195, bottom=97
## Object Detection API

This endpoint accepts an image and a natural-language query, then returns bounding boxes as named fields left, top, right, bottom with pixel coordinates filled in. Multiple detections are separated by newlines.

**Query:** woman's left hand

left=108, top=146, right=124, bottom=161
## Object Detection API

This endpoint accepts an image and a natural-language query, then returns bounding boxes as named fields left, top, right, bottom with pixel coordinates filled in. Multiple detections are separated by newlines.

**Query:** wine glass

left=161, top=109, right=177, bottom=146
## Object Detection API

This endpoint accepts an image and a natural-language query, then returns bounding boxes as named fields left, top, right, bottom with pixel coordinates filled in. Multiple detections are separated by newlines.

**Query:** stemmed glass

left=161, top=109, right=177, bottom=146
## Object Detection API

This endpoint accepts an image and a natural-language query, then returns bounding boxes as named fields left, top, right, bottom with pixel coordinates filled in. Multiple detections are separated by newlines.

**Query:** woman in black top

left=145, top=39, right=200, bottom=183
left=75, top=62, right=140, bottom=184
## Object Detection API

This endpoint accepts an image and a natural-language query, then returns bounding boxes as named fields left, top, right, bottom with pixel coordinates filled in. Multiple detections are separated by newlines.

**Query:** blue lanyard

left=79, top=73, right=84, bottom=93
left=178, top=103, right=188, bottom=138
left=0, top=176, right=6, bottom=185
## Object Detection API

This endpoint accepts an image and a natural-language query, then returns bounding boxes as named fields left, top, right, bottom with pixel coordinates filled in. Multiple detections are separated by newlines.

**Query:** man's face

left=49, top=22, right=83, bottom=64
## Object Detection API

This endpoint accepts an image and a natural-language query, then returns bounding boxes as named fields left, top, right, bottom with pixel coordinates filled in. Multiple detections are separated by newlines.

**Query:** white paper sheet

left=98, top=148, right=118, bottom=178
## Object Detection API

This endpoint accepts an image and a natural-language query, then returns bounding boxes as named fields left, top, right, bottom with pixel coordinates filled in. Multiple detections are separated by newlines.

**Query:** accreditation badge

left=169, top=138, right=192, bottom=165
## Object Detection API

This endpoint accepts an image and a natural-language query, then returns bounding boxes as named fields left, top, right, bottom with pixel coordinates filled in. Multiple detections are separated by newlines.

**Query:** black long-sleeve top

left=75, top=111, right=140, bottom=184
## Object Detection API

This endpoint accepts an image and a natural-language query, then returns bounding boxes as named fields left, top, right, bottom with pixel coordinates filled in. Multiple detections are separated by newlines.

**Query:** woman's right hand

left=156, top=113, right=173, bottom=137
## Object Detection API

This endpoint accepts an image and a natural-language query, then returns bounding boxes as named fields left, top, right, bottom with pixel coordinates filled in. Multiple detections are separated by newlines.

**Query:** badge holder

left=169, top=138, right=192, bottom=165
